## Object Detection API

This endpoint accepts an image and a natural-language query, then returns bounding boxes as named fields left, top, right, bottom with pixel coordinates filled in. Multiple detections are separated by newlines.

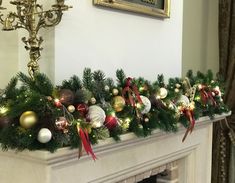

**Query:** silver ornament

left=87, top=105, right=106, bottom=128
left=37, top=128, right=52, bottom=143
left=140, top=95, right=151, bottom=114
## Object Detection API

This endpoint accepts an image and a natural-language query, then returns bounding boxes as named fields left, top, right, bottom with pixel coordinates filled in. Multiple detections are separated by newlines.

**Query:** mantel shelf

left=1, top=113, right=230, bottom=166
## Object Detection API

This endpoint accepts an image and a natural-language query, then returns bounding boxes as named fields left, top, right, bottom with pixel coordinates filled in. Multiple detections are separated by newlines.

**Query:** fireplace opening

left=137, top=170, right=169, bottom=183
left=118, top=161, right=179, bottom=183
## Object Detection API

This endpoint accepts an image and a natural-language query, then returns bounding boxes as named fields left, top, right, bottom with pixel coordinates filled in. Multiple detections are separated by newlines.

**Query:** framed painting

left=93, top=0, right=170, bottom=18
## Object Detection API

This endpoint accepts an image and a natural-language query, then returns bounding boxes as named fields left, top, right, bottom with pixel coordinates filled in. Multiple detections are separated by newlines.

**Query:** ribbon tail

left=132, top=85, right=142, bottom=104
left=182, top=110, right=195, bottom=142
left=182, top=128, right=190, bottom=142
left=200, top=89, right=208, bottom=104
left=208, top=92, right=217, bottom=106
left=77, top=126, right=97, bottom=160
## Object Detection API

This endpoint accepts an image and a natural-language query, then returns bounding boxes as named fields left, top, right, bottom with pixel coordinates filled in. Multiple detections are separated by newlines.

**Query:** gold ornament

left=67, top=105, right=75, bottom=113
left=112, top=96, right=125, bottom=112
left=159, top=88, right=168, bottom=99
left=19, top=111, right=38, bottom=129
left=90, top=97, right=96, bottom=104
left=112, top=88, right=119, bottom=96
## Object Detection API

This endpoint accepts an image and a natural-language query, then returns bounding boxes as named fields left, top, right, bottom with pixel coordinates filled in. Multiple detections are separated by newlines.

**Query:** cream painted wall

left=0, top=0, right=220, bottom=88
left=54, top=0, right=183, bottom=83
left=182, top=0, right=219, bottom=76
left=0, top=2, right=18, bottom=89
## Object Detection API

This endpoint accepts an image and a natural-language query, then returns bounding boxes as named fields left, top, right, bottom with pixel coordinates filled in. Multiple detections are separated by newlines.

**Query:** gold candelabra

left=0, top=0, right=72, bottom=79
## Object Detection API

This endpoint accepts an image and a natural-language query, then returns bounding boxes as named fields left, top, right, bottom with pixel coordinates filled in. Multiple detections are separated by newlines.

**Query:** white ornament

left=37, top=128, right=52, bottom=143
left=159, top=88, right=168, bottom=99
left=177, top=95, right=190, bottom=107
left=140, top=95, right=151, bottom=114
left=87, top=105, right=106, bottom=128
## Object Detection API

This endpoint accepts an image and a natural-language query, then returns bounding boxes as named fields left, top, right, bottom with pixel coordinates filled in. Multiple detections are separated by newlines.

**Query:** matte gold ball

left=19, top=111, right=38, bottom=129
left=112, top=96, right=125, bottom=112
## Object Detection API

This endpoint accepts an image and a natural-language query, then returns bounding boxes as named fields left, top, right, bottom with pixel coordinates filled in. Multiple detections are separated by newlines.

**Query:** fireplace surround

left=0, top=113, right=230, bottom=183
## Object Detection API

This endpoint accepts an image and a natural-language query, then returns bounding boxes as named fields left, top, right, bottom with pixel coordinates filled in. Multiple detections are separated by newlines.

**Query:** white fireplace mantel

left=0, top=113, right=230, bottom=183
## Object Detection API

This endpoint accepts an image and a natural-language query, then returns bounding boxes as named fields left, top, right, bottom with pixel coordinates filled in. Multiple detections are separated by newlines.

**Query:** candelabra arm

left=0, top=0, right=71, bottom=79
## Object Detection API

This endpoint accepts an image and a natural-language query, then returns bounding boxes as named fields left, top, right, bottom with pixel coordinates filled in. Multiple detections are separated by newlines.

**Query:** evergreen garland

left=0, top=69, right=229, bottom=156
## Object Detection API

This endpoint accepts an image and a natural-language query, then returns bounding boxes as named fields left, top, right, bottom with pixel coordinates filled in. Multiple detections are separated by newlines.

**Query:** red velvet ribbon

left=208, top=91, right=217, bottom=106
left=182, top=109, right=195, bottom=142
left=200, top=86, right=217, bottom=106
left=200, top=88, right=208, bottom=104
left=122, top=77, right=142, bottom=107
left=77, top=125, right=97, bottom=160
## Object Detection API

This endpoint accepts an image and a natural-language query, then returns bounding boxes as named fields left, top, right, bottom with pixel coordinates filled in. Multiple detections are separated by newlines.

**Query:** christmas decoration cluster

left=0, top=69, right=229, bottom=159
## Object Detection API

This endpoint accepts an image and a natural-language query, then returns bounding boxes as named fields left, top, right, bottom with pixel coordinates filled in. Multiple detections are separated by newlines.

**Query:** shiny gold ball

left=112, top=96, right=125, bottom=112
left=67, top=105, right=75, bottom=113
left=112, top=88, right=119, bottom=96
left=90, top=97, right=96, bottom=104
left=159, top=87, right=168, bottom=99
left=19, top=111, right=38, bottom=129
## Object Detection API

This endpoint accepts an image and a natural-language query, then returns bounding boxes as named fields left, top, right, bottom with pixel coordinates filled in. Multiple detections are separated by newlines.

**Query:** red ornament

left=104, top=115, right=118, bottom=130
left=55, top=117, right=69, bottom=133
left=54, top=98, right=62, bottom=107
left=77, top=103, right=88, bottom=117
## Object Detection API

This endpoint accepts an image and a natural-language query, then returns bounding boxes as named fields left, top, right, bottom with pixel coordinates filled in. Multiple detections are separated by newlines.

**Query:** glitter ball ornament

left=177, top=95, right=190, bottom=107
left=59, top=89, right=75, bottom=106
left=112, top=88, right=119, bottom=96
left=112, top=96, right=125, bottom=112
left=87, top=105, right=106, bottom=128
left=104, top=115, right=118, bottom=130
left=90, top=97, right=96, bottom=105
left=140, top=95, right=151, bottom=114
left=159, top=88, right=168, bottom=99
left=37, top=128, right=52, bottom=143
left=67, top=105, right=75, bottom=113
left=19, top=111, right=38, bottom=129
left=55, top=117, right=69, bottom=133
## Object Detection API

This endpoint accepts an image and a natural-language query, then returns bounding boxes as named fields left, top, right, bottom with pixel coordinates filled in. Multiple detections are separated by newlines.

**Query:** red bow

left=122, top=77, right=142, bottom=107
left=199, top=86, right=216, bottom=106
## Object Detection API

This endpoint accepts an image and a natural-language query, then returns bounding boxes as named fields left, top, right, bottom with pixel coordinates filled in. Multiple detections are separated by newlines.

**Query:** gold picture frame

left=93, top=0, right=170, bottom=18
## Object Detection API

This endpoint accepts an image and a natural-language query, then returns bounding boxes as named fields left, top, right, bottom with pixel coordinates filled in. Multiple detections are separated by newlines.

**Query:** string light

left=0, top=106, right=8, bottom=115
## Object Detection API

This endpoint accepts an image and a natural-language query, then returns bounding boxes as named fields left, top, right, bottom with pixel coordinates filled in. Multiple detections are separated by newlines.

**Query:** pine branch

left=3, top=76, right=18, bottom=100
left=92, top=70, right=106, bottom=101
left=83, top=68, right=93, bottom=91
left=116, top=69, right=126, bottom=87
